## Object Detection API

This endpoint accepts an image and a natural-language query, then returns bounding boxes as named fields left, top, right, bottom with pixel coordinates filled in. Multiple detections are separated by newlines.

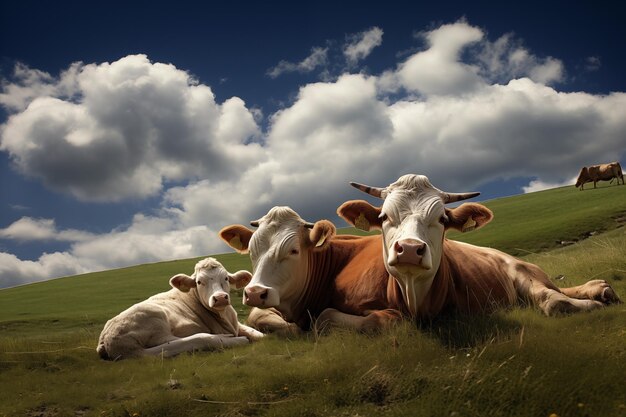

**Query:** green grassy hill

left=1, top=183, right=625, bottom=417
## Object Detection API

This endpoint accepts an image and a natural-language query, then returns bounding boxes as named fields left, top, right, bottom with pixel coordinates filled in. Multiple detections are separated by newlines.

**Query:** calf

left=575, top=162, right=624, bottom=190
left=96, top=257, right=263, bottom=360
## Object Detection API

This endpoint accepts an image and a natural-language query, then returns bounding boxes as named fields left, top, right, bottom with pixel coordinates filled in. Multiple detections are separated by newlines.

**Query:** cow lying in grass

left=219, top=206, right=405, bottom=333
left=96, top=257, right=263, bottom=360
left=332, top=174, right=621, bottom=322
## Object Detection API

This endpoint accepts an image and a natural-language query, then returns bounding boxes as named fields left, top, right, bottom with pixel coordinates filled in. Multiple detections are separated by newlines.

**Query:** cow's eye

left=224, top=277, right=228, bottom=282
left=439, top=215, right=448, bottom=225
left=290, top=249, right=299, bottom=256
left=379, top=213, right=388, bottom=222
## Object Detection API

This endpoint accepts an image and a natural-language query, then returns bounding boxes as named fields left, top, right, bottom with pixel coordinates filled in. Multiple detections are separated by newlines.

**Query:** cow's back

left=435, top=240, right=558, bottom=315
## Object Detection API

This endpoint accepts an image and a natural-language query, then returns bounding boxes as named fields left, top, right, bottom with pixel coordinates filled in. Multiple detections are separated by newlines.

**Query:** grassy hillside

left=447, top=182, right=626, bottom=256
left=0, top=184, right=625, bottom=417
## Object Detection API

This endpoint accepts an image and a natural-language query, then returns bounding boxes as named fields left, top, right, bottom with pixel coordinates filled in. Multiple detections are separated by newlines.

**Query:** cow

left=96, top=257, right=263, bottom=360
left=575, top=162, right=624, bottom=190
left=333, top=174, right=621, bottom=321
left=219, top=206, right=406, bottom=333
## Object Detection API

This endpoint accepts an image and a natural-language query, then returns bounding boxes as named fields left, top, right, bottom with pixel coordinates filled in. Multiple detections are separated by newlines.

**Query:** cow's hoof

left=600, top=286, right=621, bottom=304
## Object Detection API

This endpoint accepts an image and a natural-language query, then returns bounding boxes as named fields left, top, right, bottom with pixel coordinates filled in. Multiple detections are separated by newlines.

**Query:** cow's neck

left=390, top=240, right=455, bottom=318
left=392, top=275, right=435, bottom=318
left=284, top=242, right=345, bottom=329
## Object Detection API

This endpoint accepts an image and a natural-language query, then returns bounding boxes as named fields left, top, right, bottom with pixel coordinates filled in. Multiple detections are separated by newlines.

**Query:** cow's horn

left=250, top=220, right=260, bottom=227
left=441, top=191, right=480, bottom=204
left=350, top=182, right=386, bottom=199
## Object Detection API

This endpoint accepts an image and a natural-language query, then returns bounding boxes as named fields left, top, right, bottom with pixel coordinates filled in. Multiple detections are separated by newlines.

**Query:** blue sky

left=1, top=0, right=625, bottom=288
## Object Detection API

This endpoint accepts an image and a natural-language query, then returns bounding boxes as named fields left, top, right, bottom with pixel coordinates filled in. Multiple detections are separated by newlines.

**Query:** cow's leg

left=524, top=280, right=605, bottom=316
left=559, top=280, right=621, bottom=304
left=246, top=307, right=301, bottom=335
left=315, top=308, right=402, bottom=332
left=143, top=333, right=249, bottom=357
left=237, top=323, right=265, bottom=341
left=513, top=263, right=606, bottom=316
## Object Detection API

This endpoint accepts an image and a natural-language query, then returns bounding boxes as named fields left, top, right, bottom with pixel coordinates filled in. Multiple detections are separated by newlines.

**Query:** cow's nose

left=394, top=239, right=426, bottom=266
left=244, top=286, right=268, bottom=306
left=212, top=292, right=230, bottom=308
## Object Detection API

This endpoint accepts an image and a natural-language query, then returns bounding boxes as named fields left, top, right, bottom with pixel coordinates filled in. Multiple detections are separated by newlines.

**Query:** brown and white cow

left=219, top=207, right=405, bottom=333
left=336, top=174, right=620, bottom=319
left=96, top=258, right=263, bottom=360
left=575, top=162, right=624, bottom=190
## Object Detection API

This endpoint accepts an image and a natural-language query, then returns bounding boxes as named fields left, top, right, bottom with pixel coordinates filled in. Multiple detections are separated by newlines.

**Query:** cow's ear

left=306, top=220, right=336, bottom=250
left=228, top=270, right=252, bottom=289
left=219, top=225, right=254, bottom=254
left=337, top=200, right=382, bottom=231
left=444, top=203, right=493, bottom=233
left=170, top=274, right=197, bottom=293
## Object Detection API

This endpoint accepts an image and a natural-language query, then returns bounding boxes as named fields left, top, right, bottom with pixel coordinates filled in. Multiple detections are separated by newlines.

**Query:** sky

left=1, top=0, right=625, bottom=288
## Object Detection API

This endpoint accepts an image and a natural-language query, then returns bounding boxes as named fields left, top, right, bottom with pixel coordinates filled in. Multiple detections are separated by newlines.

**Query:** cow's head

left=170, top=257, right=252, bottom=311
left=219, top=207, right=334, bottom=316
left=338, top=174, right=492, bottom=312
left=575, top=167, right=589, bottom=189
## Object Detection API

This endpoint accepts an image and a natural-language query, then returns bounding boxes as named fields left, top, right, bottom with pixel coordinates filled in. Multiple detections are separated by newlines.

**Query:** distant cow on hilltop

left=575, top=162, right=624, bottom=190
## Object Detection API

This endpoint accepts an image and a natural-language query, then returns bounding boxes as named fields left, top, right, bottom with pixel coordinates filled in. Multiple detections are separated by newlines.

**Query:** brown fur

left=575, top=162, right=624, bottom=190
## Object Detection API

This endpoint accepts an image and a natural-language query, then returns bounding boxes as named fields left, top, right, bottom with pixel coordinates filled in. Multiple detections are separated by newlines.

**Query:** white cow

left=96, top=257, right=263, bottom=360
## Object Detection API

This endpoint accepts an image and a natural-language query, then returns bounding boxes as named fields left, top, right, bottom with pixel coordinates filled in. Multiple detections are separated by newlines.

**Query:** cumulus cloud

left=0, top=251, right=86, bottom=289
left=0, top=217, right=94, bottom=242
left=344, top=27, right=384, bottom=66
left=1, top=20, right=625, bottom=288
left=396, top=21, right=485, bottom=96
left=0, top=214, right=222, bottom=288
left=381, top=21, right=566, bottom=96
left=267, top=47, right=329, bottom=78
left=0, top=55, right=262, bottom=202
left=522, top=177, right=576, bottom=193
left=477, top=33, right=565, bottom=85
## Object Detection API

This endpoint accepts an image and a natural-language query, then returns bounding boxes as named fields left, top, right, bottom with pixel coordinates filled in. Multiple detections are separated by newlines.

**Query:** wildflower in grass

left=548, top=413, right=559, bottom=417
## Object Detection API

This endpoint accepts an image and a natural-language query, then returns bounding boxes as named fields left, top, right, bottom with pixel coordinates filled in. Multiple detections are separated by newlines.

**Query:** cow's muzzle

left=244, top=285, right=270, bottom=307
left=389, top=239, right=429, bottom=268
left=210, top=291, right=230, bottom=309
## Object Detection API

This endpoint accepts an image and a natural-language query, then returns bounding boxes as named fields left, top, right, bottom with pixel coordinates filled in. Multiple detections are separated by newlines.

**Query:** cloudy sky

left=1, top=1, right=625, bottom=288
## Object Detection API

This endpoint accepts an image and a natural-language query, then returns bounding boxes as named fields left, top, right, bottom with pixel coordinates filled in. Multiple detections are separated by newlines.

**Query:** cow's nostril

left=416, top=244, right=426, bottom=255
left=260, top=291, right=268, bottom=300
left=224, top=294, right=229, bottom=299
left=394, top=241, right=404, bottom=254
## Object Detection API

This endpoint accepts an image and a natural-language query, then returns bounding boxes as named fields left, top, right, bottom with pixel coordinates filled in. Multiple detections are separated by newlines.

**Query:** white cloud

left=267, top=47, right=329, bottom=78
left=396, top=21, right=485, bottom=96
left=1, top=21, right=625, bottom=288
left=0, top=251, right=86, bottom=289
left=522, top=177, right=575, bottom=193
left=344, top=27, right=384, bottom=66
left=0, top=217, right=94, bottom=242
left=0, top=214, right=223, bottom=288
left=477, top=33, right=565, bottom=85
left=0, top=55, right=262, bottom=202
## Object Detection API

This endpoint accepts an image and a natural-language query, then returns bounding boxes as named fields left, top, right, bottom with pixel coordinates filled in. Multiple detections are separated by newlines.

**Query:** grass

left=448, top=181, right=626, bottom=256
left=0, top=185, right=625, bottom=416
